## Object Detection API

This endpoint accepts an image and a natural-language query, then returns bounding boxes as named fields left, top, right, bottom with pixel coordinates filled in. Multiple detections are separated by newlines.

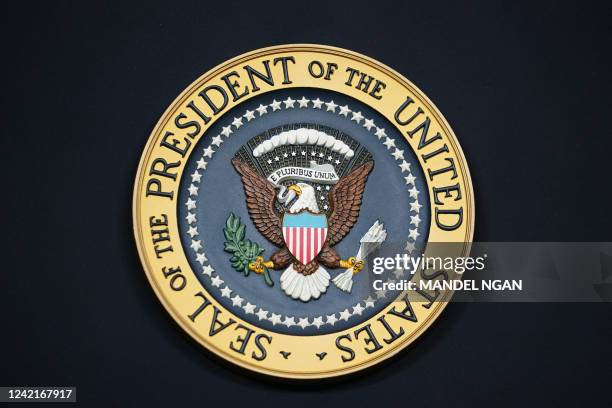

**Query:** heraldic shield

left=282, top=212, right=328, bottom=265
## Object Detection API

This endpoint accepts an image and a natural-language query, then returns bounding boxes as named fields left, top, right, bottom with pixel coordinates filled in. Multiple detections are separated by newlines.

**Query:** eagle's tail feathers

left=280, top=265, right=329, bottom=302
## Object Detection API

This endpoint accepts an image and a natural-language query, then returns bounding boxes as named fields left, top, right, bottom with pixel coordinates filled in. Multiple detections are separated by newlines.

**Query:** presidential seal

left=133, top=45, right=474, bottom=379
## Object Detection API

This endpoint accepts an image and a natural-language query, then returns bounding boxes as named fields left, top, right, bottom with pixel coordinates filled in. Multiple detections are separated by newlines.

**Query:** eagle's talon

left=249, top=256, right=273, bottom=274
left=340, top=256, right=361, bottom=270
left=353, top=260, right=365, bottom=274
left=248, top=256, right=264, bottom=274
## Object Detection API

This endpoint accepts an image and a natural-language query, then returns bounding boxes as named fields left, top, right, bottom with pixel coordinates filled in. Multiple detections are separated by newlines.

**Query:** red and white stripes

left=282, top=227, right=327, bottom=265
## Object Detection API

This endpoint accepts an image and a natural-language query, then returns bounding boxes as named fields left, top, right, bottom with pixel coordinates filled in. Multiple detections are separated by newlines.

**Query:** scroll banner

left=267, top=164, right=339, bottom=185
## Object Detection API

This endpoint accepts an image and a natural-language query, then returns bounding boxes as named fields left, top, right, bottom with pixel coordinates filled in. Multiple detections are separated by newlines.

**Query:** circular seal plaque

left=133, top=45, right=474, bottom=379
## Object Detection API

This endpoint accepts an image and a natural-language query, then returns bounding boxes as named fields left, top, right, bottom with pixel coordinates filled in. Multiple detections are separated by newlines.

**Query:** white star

left=325, top=100, right=337, bottom=112
left=405, top=241, right=416, bottom=253
left=202, top=265, right=214, bottom=276
left=221, top=126, right=232, bottom=137
left=351, top=111, right=363, bottom=123
left=327, top=155, right=333, bottom=161
left=410, top=214, right=421, bottom=227
left=393, top=268, right=404, bottom=279
left=243, top=109, right=255, bottom=121
left=203, top=146, right=214, bottom=158
left=283, top=153, right=288, bottom=158
left=312, top=98, right=323, bottom=109
left=197, top=158, right=208, bottom=170
left=256, top=309, right=269, bottom=320
left=383, top=138, right=396, bottom=149
left=283, top=97, right=295, bottom=108
left=196, top=253, right=207, bottom=264
left=405, top=174, right=416, bottom=185
left=297, top=96, right=309, bottom=108
left=318, top=152, right=324, bottom=158
left=376, top=289, right=387, bottom=299
left=256, top=104, right=268, bottom=116
left=334, top=159, right=340, bottom=164
left=283, top=316, right=296, bottom=327
left=364, top=296, right=375, bottom=308
left=409, top=186, right=419, bottom=199
left=311, top=151, right=317, bottom=156
left=232, top=117, right=243, bottom=128
left=191, top=171, right=202, bottom=183
left=220, top=286, right=232, bottom=298
left=325, top=186, right=330, bottom=190
left=267, top=159, right=272, bottom=164
left=375, top=127, right=387, bottom=139
left=270, top=99, right=281, bottom=111
left=231, top=294, right=244, bottom=307
left=312, top=316, right=324, bottom=329
left=392, top=149, right=404, bottom=160
left=274, top=156, right=279, bottom=162
left=301, top=151, right=306, bottom=156
left=297, top=317, right=310, bottom=329
left=187, top=226, right=198, bottom=238
left=291, top=151, right=297, bottom=156
left=410, top=201, right=422, bottom=212
left=363, top=118, right=375, bottom=130
left=338, top=105, right=350, bottom=116
left=352, top=304, right=364, bottom=316
left=269, top=313, right=282, bottom=325
left=243, top=302, right=256, bottom=314
left=185, top=212, right=196, bottom=224
left=190, top=239, right=202, bottom=251
left=188, top=184, right=198, bottom=196
left=339, top=309, right=351, bottom=321
left=399, top=160, right=411, bottom=172
left=320, top=195, right=325, bottom=200
left=185, top=198, right=196, bottom=210
left=211, top=275, right=223, bottom=287
left=409, top=228, right=420, bottom=241
left=211, top=135, right=223, bottom=147
left=316, top=186, right=321, bottom=191
left=323, top=204, right=328, bottom=210
left=326, top=314, right=337, bottom=326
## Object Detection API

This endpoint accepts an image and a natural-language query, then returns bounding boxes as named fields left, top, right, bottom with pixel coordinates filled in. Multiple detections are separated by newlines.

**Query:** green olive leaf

left=223, top=213, right=273, bottom=287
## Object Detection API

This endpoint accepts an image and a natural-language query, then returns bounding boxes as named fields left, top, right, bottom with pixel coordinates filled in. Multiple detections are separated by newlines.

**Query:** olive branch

left=223, top=213, right=274, bottom=287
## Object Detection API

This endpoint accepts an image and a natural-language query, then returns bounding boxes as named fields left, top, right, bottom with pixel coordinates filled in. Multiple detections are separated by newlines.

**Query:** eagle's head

left=287, top=183, right=319, bottom=214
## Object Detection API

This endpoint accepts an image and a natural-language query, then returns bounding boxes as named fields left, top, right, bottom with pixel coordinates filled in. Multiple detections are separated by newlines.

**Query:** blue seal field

left=178, top=88, right=430, bottom=335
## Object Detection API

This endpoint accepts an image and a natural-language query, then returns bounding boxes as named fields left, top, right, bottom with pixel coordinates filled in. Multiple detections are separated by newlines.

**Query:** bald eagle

left=232, top=158, right=373, bottom=301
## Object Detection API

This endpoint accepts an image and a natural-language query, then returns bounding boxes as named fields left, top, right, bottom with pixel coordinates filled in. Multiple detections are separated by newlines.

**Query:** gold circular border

left=133, top=44, right=475, bottom=379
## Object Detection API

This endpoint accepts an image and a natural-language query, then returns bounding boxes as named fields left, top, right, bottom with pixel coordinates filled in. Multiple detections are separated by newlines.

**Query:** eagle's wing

left=232, top=158, right=284, bottom=247
left=326, top=161, right=374, bottom=246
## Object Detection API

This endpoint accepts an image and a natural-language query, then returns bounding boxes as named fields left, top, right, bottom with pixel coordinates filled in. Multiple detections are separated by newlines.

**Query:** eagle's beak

left=288, top=184, right=302, bottom=196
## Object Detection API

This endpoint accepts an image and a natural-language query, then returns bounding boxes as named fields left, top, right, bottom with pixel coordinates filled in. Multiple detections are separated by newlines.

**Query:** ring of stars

left=183, top=96, right=423, bottom=330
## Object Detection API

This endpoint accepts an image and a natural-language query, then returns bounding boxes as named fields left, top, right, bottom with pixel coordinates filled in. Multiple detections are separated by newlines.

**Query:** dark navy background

left=1, top=1, right=610, bottom=407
